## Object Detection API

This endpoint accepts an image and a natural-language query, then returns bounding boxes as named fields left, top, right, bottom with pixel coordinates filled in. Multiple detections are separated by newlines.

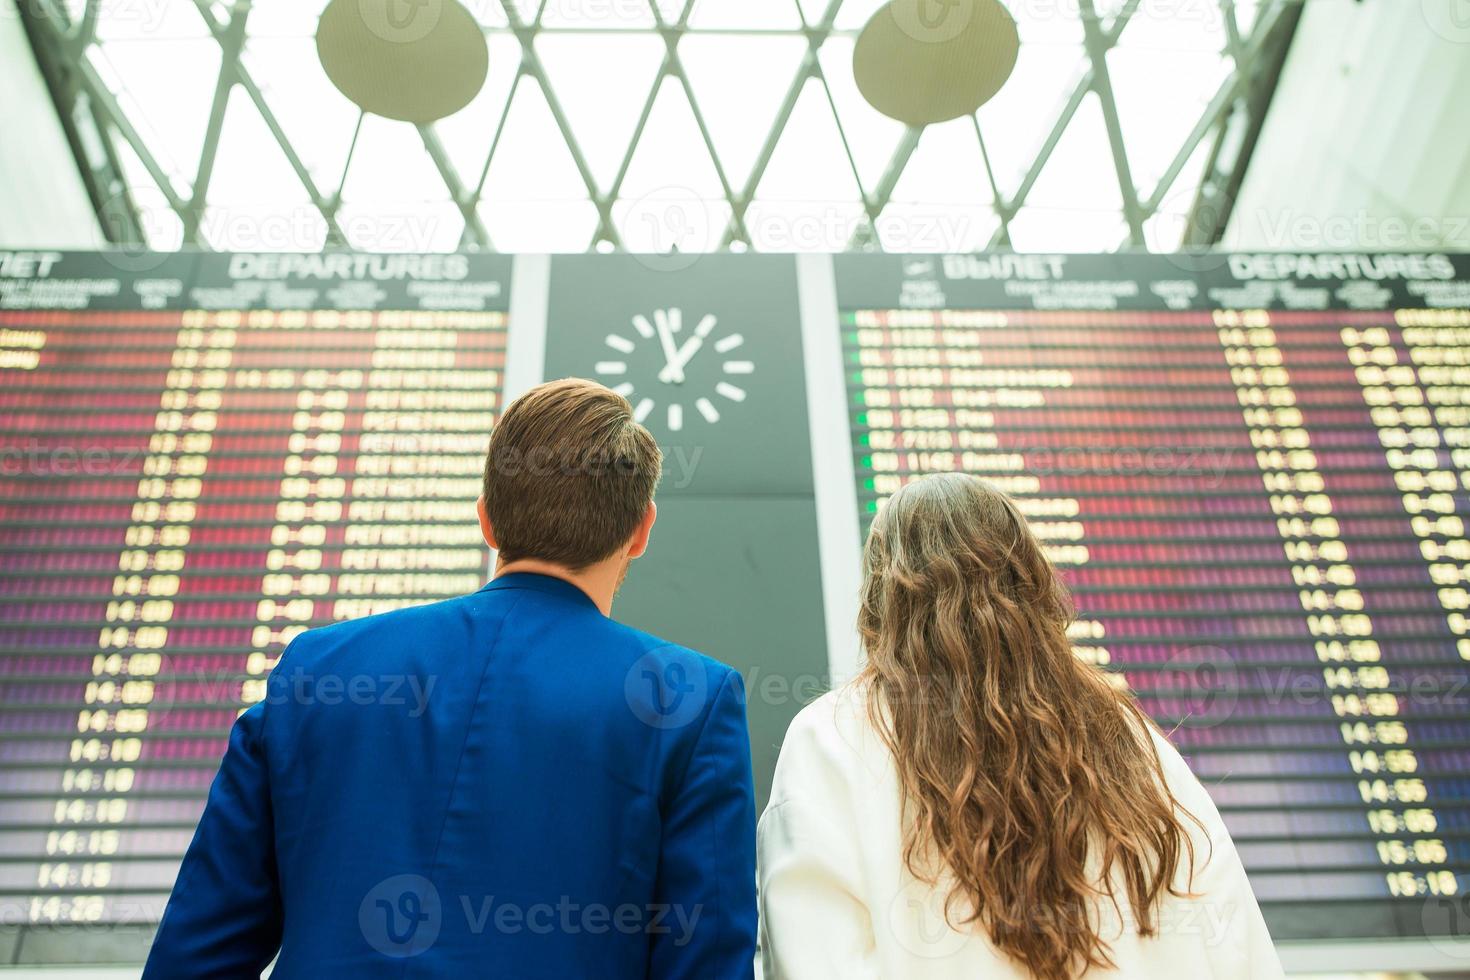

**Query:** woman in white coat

left=759, top=473, right=1284, bottom=980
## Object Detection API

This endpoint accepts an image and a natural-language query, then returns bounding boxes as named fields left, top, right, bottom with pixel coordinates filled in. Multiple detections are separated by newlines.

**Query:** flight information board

left=0, top=251, right=510, bottom=929
left=835, top=252, right=1470, bottom=942
left=3, top=249, right=1470, bottom=954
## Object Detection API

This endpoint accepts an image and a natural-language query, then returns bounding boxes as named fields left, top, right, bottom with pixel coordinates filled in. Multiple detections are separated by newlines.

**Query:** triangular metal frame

left=20, top=0, right=1303, bottom=254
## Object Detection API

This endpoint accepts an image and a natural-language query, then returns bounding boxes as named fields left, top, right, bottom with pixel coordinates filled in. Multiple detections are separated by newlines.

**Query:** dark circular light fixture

left=853, top=0, right=1021, bottom=127
left=317, top=0, right=489, bottom=124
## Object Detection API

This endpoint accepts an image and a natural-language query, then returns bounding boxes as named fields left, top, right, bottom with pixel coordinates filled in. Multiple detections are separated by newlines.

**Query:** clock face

left=594, top=307, right=755, bottom=431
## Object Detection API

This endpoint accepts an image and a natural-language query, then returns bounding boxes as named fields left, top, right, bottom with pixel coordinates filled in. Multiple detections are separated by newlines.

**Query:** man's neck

left=492, top=557, right=620, bottom=616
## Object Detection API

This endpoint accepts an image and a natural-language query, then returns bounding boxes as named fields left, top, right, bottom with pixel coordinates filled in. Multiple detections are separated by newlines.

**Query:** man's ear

left=626, top=502, right=657, bottom=560
left=477, top=495, right=499, bottom=550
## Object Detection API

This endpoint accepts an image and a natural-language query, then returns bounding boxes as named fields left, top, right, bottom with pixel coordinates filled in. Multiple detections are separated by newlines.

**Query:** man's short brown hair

left=483, top=378, right=662, bottom=569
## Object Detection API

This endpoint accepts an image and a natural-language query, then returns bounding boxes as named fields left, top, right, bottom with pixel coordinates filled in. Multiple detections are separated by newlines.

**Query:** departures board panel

left=5, top=249, right=1470, bottom=957
left=0, top=251, right=511, bottom=929
left=833, top=252, right=1470, bottom=944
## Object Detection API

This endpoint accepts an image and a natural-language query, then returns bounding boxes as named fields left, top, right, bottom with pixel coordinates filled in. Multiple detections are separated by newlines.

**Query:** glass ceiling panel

left=1235, top=0, right=1261, bottom=38
left=112, top=140, right=186, bottom=252
left=340, top=116, right=453, bottom=204
left=240, top=37, right=360, bottom=193
left=434, top=34, right=525, bottom=190
left=1023, top=92, right=1123, bottom=212
left=755, top=76, right=861, bottom=204
left=37, top=0, right=1287, bottom=253
left=206, top=87, right=317, bottom=225
left=750, top=77, right=863, bottom=249
left=1115, top=0, right=1230, bottom=51
left=243, top=0, right=333, bottom=38
left=618, top=76, right=726, bottom=200
left=1008, top=206, right=1127, bottom=252
left=94, top=1, right=211, bottom=40
left=890, top=118, right=992, bottom=208
left=536, top=33, right=667, bottom=192
left=653, top=0, right=692, bottom=25
left=92, top=38, right=221, bottom=187
left=336, top=200, right=466, bottom=252
left=481, top=81, right=591, bottom=204
left=1142, top=133, right=1215, bottom=252
left=680, top=34, right=808, bottom=193
left=1109, top=47, right=1232, bottom=194
left=832, top=0, right=888, bottom=32
left=797, top=0, right=831, bottom=26
left=480, top=199, right=600, bottom=252
left=539, top=0, right=657, bottom=30
left=509, top=0, right=545, bottom=26
left=1013, top=0, right=1085, bottom=45
left=686, top=0, right=805, bottom=30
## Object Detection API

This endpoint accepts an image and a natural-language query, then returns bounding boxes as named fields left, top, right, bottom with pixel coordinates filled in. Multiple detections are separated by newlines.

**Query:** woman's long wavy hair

left=859, top=474, right=1203, bottom=980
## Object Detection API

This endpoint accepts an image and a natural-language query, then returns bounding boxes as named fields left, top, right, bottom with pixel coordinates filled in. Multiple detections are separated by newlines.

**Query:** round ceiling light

left=317, top=0, right=489, bottom=125
left=853, top=0, right=1021, bottom=127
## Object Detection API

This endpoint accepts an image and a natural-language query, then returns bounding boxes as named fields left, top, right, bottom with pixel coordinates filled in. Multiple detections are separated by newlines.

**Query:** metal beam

left=188, top=0, right=348, bottom=246
left=1183, top=0, right=1304, bottom=246
left=1080, top=0, right=1146, bottom=246
left=183, top=0, right=250, bottom=244
left=17, top=0, right=1300, bottom=257
left=15, top=0, right=140, bottom=245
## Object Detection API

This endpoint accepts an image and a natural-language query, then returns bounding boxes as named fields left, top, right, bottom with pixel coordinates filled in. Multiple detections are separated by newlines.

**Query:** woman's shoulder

left=1142, top=724, right=1217, bottom=805
left=785, top=682, right=886, bottom=752
left=770, top=684, right=893, bottom=801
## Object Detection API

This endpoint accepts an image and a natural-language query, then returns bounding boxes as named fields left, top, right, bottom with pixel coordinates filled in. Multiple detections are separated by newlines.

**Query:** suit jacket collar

left=478, top=571, right=599, bottom=608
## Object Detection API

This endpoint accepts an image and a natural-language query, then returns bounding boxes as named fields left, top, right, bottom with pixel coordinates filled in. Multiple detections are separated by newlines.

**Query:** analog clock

left=594, top=308, right=755, bottom=431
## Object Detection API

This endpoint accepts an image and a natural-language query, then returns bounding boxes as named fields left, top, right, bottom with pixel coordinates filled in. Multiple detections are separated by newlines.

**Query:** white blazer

left=758, top=688, right=1286, bottom=980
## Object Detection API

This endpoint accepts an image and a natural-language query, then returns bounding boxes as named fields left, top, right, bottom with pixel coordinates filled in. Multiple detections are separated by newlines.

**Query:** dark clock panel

left=543, top=254, right=829, bottom=809
left=542, top=253, right=814, bottom=497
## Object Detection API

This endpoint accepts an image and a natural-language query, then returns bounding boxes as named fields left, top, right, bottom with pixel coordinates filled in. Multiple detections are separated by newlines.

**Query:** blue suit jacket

left=143, top=573, right=757, bottom=978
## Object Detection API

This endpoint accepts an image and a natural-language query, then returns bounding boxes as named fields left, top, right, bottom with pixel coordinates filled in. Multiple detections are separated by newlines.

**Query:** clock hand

left=661, top=315, right=719, bottom=382
left=654, top=316, right=686, bottom=384
left=669, top=334, right=704, bottom=373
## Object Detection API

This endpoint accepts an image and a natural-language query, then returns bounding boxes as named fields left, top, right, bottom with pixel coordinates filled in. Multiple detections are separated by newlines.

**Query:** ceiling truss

left=19, top=0, right=1303, bottom=254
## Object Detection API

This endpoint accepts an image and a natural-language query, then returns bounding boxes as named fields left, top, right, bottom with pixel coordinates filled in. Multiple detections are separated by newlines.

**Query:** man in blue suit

left=143, top=378, right=757, bottom=978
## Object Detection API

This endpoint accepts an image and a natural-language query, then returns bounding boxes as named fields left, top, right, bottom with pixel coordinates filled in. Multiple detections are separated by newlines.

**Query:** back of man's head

left=483, top=378, right=662, bottom=570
